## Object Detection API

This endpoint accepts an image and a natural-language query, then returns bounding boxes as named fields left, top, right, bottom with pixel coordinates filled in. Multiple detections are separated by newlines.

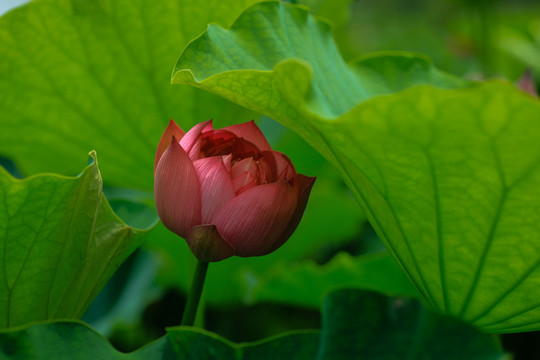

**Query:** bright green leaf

left=171, top=1, right=540, bottom=332
left=172, top=1, right=466, bottom=163
left=0, top=152, right=148, bottom=329
left=312, top=83, right=540, bottom=334
left=0, top=0, right=259, bottom=190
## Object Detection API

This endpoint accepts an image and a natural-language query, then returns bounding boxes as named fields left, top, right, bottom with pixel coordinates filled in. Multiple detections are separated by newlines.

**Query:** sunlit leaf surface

left=172, top=1, right=540, bottom=332
left=0, top=0, right=258, bottom=190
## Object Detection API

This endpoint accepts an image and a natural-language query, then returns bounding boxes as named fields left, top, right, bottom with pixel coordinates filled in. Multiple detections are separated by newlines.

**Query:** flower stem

left=181, top=259, right=209, bottom=326
left=478, top=2, right=494, bottom=76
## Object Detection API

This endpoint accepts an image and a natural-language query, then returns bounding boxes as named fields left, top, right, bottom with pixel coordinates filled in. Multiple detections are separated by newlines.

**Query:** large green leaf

left=171, top=1, right=540, bottom=332
left=172, top=1, right=466, bottom=163
left=0, top=289, right=505, bottom=359
left=0, top=152, right=148, bottom=329
left=0, top=0, right=258, bottom=190
left=315, top=83, right=540, bottom=333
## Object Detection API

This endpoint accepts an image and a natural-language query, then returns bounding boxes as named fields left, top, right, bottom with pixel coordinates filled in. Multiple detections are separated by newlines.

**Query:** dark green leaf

left=0, top=321, right=319, bottom=360
left=0, top=321, right=176, bottom=360
left=168, top=327, right=320, bottom=360
left=318, top=289, right=506, bottom=360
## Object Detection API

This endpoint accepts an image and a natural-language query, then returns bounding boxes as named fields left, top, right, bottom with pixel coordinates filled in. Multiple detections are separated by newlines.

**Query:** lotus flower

left=154, top=119, right=315, bottom=262
left=517, top=70, right=538, bottom=97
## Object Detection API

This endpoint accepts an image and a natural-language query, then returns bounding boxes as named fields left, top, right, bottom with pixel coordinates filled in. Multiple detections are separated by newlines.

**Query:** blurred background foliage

left=0, top=0, right=539, bottom=357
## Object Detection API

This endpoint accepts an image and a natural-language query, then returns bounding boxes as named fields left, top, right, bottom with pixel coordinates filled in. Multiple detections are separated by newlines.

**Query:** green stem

left=181, top=259, right=209, bottom=326
left=475, top=0, right=497, bottom=76
left=478, top=4, right=491, bottom=75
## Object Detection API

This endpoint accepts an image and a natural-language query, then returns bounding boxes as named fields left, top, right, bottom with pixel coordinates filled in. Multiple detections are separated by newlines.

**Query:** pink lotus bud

left=517, top=70, right=538, bottom=97
left=154, top=120, right=316, bottom=262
